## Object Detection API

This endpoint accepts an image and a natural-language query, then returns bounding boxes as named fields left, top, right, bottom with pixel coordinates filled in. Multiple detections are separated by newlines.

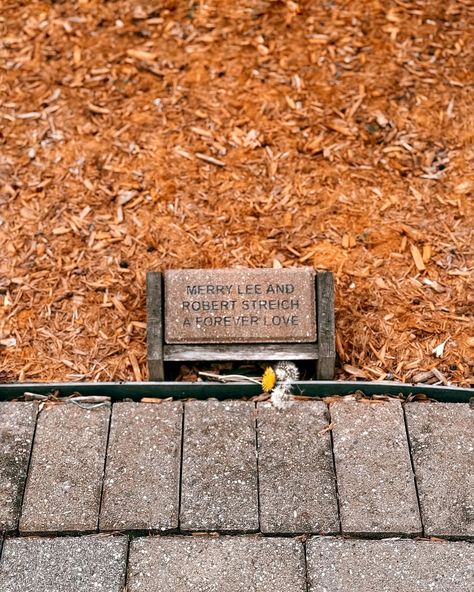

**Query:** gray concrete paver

left=330, top=397, right=422, bottom=535
left=180, top=400, right=259, bottom=532
left=0, top=535, right=127, bottom=592
left=100, top=401, right=182, bottom=531
left=0, top=402, right=37, bottom=532
left=405, top=402, right=473, bottom=538
left=20, top=404, right=110, bottom=534
left=307, top=536, right=474, bottom=592
left=257, top=401, right=339, bottom=534
left=128, top=535, right=306, bottom=592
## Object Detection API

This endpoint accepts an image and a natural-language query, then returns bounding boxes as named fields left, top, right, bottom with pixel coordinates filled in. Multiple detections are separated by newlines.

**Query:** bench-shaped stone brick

left=330, top=397, right=421, bottom=535
left=100, top=401, right=182, bottom=531
left=307, top=536, right=474, bottom=591
left=405, top=402, right=473, bottom=538
left=0, top=402, right=37, bottom=532
left=180, top=400, right=258, bottom=531
left=128, top=536, right=306, bottom=591
left=257, top=401, right=339, bottom=534
left=20, top=403, right=110, bottom=534
left=0, top=535, right=127, bottom=592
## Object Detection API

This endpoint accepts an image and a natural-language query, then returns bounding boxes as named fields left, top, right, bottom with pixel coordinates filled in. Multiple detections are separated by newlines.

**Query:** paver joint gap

left=402, top=402, right=425, bottom=538
left=97, top=403, right=113, bottom=533
left=254, top=401, right=261, bottom=533
left=177, top=400, right=185, bottom=533
left=302, top=538, right=310, bottom=592
left=123, top=535, right=131, bottom=592
left=326, top=401, right=343, bottom=535
left=18, top=403, right=40, bottom=534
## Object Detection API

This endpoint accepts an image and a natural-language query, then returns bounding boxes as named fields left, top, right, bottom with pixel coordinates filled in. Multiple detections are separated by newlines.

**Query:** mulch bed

left=0, top=1, right=472, bottom=385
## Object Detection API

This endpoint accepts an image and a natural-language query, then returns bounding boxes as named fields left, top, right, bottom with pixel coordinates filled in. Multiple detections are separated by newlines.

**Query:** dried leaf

left=318, top=422, right=335, bottom=436
left=432, top=338, right=449, bottom=358
left=343, top=365, right=368, bottom=379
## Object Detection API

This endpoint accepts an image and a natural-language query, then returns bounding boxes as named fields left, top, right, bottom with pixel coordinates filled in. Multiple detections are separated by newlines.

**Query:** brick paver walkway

left=0, top=397, right=472, bottom=590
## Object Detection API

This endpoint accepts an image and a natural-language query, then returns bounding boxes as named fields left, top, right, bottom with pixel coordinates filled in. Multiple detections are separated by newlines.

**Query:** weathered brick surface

left=128, top=536, right=306, bottom=592
left=164, top=268, right=316, bottom=344
left=20, top=404, right=110, bottom=534
left=180, top=400, right=259, bottom=531
left=330, top=398, right=421, bottom=535
left=4, top=395, right=470, bottom=547
left=257, top=401, right=339, bottom=534
left=307, top=536, right=474, bottom=592
left=0, top=402, right=37, bottom=532
left=100, top=401, right=182, bottom=531
left=405, top=402, right=473, bottom=538
left=0, top=535, right=127, bottom=592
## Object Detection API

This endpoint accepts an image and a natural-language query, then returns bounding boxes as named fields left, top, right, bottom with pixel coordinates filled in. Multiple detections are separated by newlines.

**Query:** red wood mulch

left=0, top=1, right=472, bottom=386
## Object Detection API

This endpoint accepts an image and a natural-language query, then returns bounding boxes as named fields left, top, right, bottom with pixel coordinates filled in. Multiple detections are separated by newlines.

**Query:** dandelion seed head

left=274, top=361, right=299, bottom=382
left=271, top=384, right=293, bottom=410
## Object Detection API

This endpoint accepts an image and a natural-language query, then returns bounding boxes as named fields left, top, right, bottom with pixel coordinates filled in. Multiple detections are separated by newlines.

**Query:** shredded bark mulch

left=0, top=1, right=472, bottom=385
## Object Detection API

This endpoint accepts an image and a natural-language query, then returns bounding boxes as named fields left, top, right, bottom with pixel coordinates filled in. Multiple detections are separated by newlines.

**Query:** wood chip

left=195, top=153, right=226, bottom=167
left=0, top=1, right=471, bottom=387
left=87, top=103, right=111, bottom=115
left=129, top=352, right=143, bottom=382
left=422, top=244, right=432, bottom=263
left=126, top=49, right=157, bottom=61
left=343, top=365, right=368, bottom=379
left=410, top=244, right=426, bottom=271
left=412, top=370, right=435, bottom=384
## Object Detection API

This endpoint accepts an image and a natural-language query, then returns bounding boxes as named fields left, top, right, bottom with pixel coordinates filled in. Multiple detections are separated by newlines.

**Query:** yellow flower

left=261, top=366, right=277, bottom=393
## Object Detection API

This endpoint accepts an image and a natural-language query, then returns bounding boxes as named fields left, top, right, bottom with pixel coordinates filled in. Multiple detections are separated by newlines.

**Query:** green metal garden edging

left=0, top=381, right=471, bottom=403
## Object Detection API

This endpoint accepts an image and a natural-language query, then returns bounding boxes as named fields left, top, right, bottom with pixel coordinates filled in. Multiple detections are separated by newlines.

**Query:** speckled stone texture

left=307, top=536, right=474, bottom=592
left=405, top=402, right=473, bottom=538
left=180, top=400, right=259, bottom=531
left=128, top=536, right=306, bottom=592
left=330, top=397, right=421, bottom=536
left=257, top=401, right=339, bottom=534
left=20, top=404, right=110, bottom=534
left=0, top=402, right=37, bottom=532
left=164, top=268, right=316, bottom=344
left=100, top=401, right=182, bottom=532
left=0, top=535, right=127, bottom=592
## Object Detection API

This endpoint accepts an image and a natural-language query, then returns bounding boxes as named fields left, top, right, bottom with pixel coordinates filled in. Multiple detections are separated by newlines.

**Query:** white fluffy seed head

left=274, top=361, right=299, bottom=382
left=271, top=384, right=293, bottom=410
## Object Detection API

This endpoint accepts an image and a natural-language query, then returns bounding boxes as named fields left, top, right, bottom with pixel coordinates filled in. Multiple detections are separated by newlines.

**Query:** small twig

left=61, top=396, right=111, bottom=403
left=136, top=61, right=164, bottom=78
left=431, top=367, right=448, bottom=385
left=198, top=371, right=261, bottom=385
left=87, top=103, right=110, bottom=115
left=195, top=152, right=226, bottom=167
left=23, top=392, right=49, bottom=400
left=318, top=422, right=335, bottom=437
left=68, top=400, right=110, bottom=409
left=23, top=393, right=111, bottom=408
left=250, top=393, right=271, bottom=402
left=66, top=395, right=111, bottom=409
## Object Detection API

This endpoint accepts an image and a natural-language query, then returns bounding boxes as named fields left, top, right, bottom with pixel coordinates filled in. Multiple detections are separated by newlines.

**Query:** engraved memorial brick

left=164, top=268, right=316, bottom=344
left=147, top=268, right=335, bottom=380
